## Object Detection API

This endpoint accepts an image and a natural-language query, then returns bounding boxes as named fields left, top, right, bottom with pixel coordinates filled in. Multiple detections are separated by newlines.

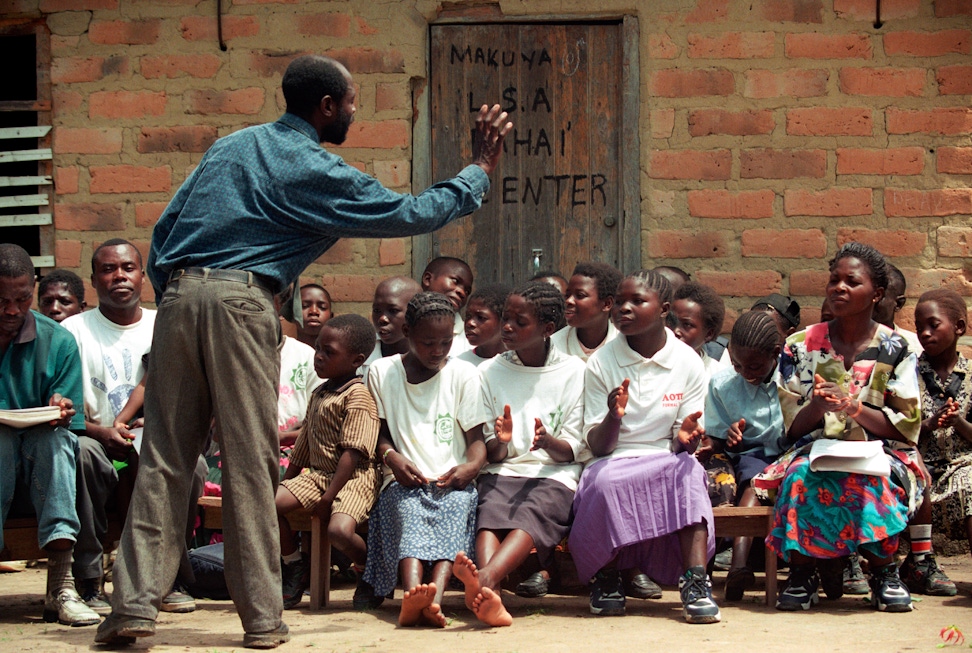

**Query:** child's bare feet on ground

left=399, top=584, right=445, bottom=628
left=453, top=551, right=480, bottom=611
left=472, top=586, right=513, bottom=627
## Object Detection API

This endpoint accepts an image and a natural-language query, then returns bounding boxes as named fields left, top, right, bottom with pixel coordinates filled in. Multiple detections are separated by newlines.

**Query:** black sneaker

left=679, top=566, right=721, bottom=624
left=515, top=571, right=550, bottom=598
left=900, top=554, right=958, bottom=597
left=869, top=563, right=913, bottom=612
left=77, top=577, right=111, bottom=616
left=589, top=569, right=625, bottom=616
left=724, top=566, right=754, bottom=602
left=624, top=572, right=662, bottom=599
left=843, top=554, right=869, bottom=595
left=816, top=557, right=845, bottom=600
left=352, top=576, right=385, bottom=610
left=281, top=554, right=309, bottom=610
left=776, top=565, right=819, bottom=611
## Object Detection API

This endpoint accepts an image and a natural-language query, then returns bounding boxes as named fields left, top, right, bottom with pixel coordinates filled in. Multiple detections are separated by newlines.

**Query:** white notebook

left=0, top=406, right=63, bottom=428
left=808, top=438, right=890, bottom=477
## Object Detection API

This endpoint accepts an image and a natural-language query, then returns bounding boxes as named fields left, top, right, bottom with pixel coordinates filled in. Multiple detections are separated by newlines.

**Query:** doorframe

left=411, top=15, right=641, bottom=280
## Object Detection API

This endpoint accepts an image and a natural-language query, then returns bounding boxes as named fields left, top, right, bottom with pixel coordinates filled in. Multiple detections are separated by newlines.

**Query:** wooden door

left=428, top=20, right=638, bottom=286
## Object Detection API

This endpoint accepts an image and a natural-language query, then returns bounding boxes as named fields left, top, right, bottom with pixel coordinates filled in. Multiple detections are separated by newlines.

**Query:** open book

left=0, top=406, right=62, bottom=428
left=808, top=438, right=890, bottom=477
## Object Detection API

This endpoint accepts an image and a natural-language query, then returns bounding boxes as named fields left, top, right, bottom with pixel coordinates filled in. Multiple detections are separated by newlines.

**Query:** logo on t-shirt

left=434, top=413, right=454, bottom=444
left=289, top=362, right=310, bottom=391
left=662, top=392, right=683, bottom=408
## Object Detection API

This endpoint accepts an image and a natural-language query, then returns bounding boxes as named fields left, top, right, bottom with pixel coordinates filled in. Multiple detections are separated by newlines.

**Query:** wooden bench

left=2, top=514, right=123, bottom=563
left=712, top=505, right=777, bottom=606
left=197, top=496, right=332, bottom=610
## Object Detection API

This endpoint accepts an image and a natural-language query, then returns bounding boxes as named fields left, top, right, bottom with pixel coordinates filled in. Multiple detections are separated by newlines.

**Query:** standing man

left=0, top=243, right=100, bottom=627
left=96, top=54, right=511, bottom=648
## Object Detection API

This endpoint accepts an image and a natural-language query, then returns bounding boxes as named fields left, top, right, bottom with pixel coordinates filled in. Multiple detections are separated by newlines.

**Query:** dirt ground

left=2, top=556, right=972, bottom=653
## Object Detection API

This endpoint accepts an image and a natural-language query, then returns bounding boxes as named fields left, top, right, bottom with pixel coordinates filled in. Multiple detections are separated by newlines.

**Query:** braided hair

left=830, top=242, right=889, bottom=290
left=625, top=269, right=674, bottom=305
left=405, top=291, right=455, bottom=328
left=732, top=311, right=781, bottom=354
left=511, top=280, right=565, bottom=329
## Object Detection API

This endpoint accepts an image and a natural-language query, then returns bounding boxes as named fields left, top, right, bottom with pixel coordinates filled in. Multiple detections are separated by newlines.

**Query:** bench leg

left=309, top=516, right=331, bottom=610
left=764, top=517, right=777, bottom=607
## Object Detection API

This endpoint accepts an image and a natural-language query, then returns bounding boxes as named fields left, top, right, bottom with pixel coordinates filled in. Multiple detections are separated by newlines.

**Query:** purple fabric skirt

left=568, top=451, right=715, bottom=585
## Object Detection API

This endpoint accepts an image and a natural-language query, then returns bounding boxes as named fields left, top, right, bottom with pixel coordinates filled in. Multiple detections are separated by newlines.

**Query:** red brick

left=52, top=90, right=83, bottom=117
left=839, top=67, right=925, bottom=97
left=135, top=202, right=168, bottom=228
left=785, top=33, right=872, bottom=59
left=784, top=188, right=873, bottom=216
left=649, top=34, right=679, bottom=59
left=53, top=128, right=122, bottom=154
left=295, top=13, right=351, bottom=37
left=54, top=202, right=124, bottom=231
left=39, top=0, right=116, bottom=9
left=695, top=270, right=782, bottom=297
left=141, top=54, right=222, bottom=79
left=742, top=229, right=826, bottom=257
left=180, top=16, right=259, bottom=42
left=89, top=91, right=166, bottom=119
left=756, top=0, right=823, bottom=22
left=187, top=88, right=264, bottom=115
left=938, top=147, right=972, bottom=174
left=686, top=0, right=730, bottom=23
left=884, top=30, right=971, bottom=56
left=741, top=149, right=826, bottom=179
left=836, top=147, right=924, bottom=175
left=687, top=32, right=775, bottom=59
left=379, top=239, right=407, bottom=267
left=647, top=230, right=730, bottom=258
left=89, top=19, right=160, bottom=45
left=787, top=107, right=872, bottom=136
left=834, top=0, right=920, bottom=19
left=688, top=109, right=774, bottom=136
left=743, top=69, right=829, bottom=98
left=375, top=82, right=409, bottom=112
left=649, top=150, right=732, bottom=180
left=89, top=166, right=171, bottom=194
left=938, top=227, right=972, bottom=258
left=315, top=240, right=354, bottom=265
left=234, top=0, right=299, bottom=3
left=51, top=56, right=128, bottom=83
left=54, top=166, right=79, bottom=195
left=837, top=228, right=926, bottom=257
left=340, top=121, right=409, bottom=149
left=688, top=189, right=776, bottom=219
left=318, top=274, right=384, bottom=302
left=938, top=65, right=972, bottom=95
left=651, top=109, right=675, bottom=138
left=54, top=240, right=82, bottom=268
left=650, top=68, right=735, bottom=97
left=325, top=47, right=405, bottom=74
left=887, top=108, right=972, bottom=135
left=138, top=126, right=218, bottom=153
left=249, top=51, right=307, bottom=78
left=885, top=188, right=972, bottom=217
left=790, top=269, right=831, bottom=296
left=936, top=0, right=972, bottom=17
left=373, top=159, right=410, bottom=187
left=902, top=268, right=972, bottom=297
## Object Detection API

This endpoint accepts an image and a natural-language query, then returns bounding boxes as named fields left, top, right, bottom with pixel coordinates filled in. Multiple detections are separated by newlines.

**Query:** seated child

left=421, top=256, right=474, bottom=356
left=453, top=281, right=585, bottom=627
left=360, top=276, right=421, bottom=378
left=672, top=282, right=728, bottom=380
left=874, top=263, right=922, bottom=355
left=652, top=265, right=691, bottom=333
left=457, top=283, right=511, bottom=366
left=276, top=314, right=380, bottom=609
left=703, top=311, right=786, bottom=601
left=37, top=269, right=87, bottom=323
left=569, top=269, right=721, bottom=624
left=750, top=293, right=801, bottom=345
left=550, top=262, right=622, bottom=362
left=364, top=292, right=487, bottom=628
left=295, top=283, right=333, bottom=349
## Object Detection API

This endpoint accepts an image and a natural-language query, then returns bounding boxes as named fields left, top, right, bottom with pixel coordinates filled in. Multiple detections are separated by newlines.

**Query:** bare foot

left=399, top=583, right=435, bottom=627
left=472, top=586, right=513, bottom=627
left=453, top=551, right=480, bottom=611
left=420, top=602, right=447, bottom=628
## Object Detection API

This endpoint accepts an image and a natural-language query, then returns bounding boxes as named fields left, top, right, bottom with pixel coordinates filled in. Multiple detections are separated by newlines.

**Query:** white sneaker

left=44, top=588, right=101, bottom=626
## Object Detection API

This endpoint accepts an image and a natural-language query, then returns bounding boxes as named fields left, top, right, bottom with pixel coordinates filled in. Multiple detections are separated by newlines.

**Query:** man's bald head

left=282, top=55, right=351, bottom=119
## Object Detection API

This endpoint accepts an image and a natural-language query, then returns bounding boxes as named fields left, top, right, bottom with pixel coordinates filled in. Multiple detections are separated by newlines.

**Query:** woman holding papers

left=753, top=243, right=922, bottom=614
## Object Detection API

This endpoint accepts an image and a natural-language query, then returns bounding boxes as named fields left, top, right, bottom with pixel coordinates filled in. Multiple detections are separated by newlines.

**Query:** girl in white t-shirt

left=456, top=283, right=511, bottom=367
left=453, top=281, right=586, bottom=627
left=569, top=269, right=721, bottom=624
left=363, top=292, right=487, bottom=628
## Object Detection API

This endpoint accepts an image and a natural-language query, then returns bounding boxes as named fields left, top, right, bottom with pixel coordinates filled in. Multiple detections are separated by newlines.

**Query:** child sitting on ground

left=570, top=269, right=721, bottom=624
left=364, top=292, right=487, bottom=628
left=550, top=262, right=622, bottom=363
left=453, top=281, right=586, bottom=627
left=37, top=269, right=87, bottom=323
left=360, top=276, right=422, bottom=378
left=295, top=283, right=333, bottom=349
left=672, top=282, right=729, bottom=380
left=457, top=283, right=511, bottom=366
left=421, top=256, right=474, bottom=356
left=703, top=311, right=786, bottom=601
left=275, top=314, right=380, bottom=609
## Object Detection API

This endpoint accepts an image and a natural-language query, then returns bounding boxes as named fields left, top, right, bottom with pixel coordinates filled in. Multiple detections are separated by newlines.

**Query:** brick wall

left=16, top=0, right=971, bottom=326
